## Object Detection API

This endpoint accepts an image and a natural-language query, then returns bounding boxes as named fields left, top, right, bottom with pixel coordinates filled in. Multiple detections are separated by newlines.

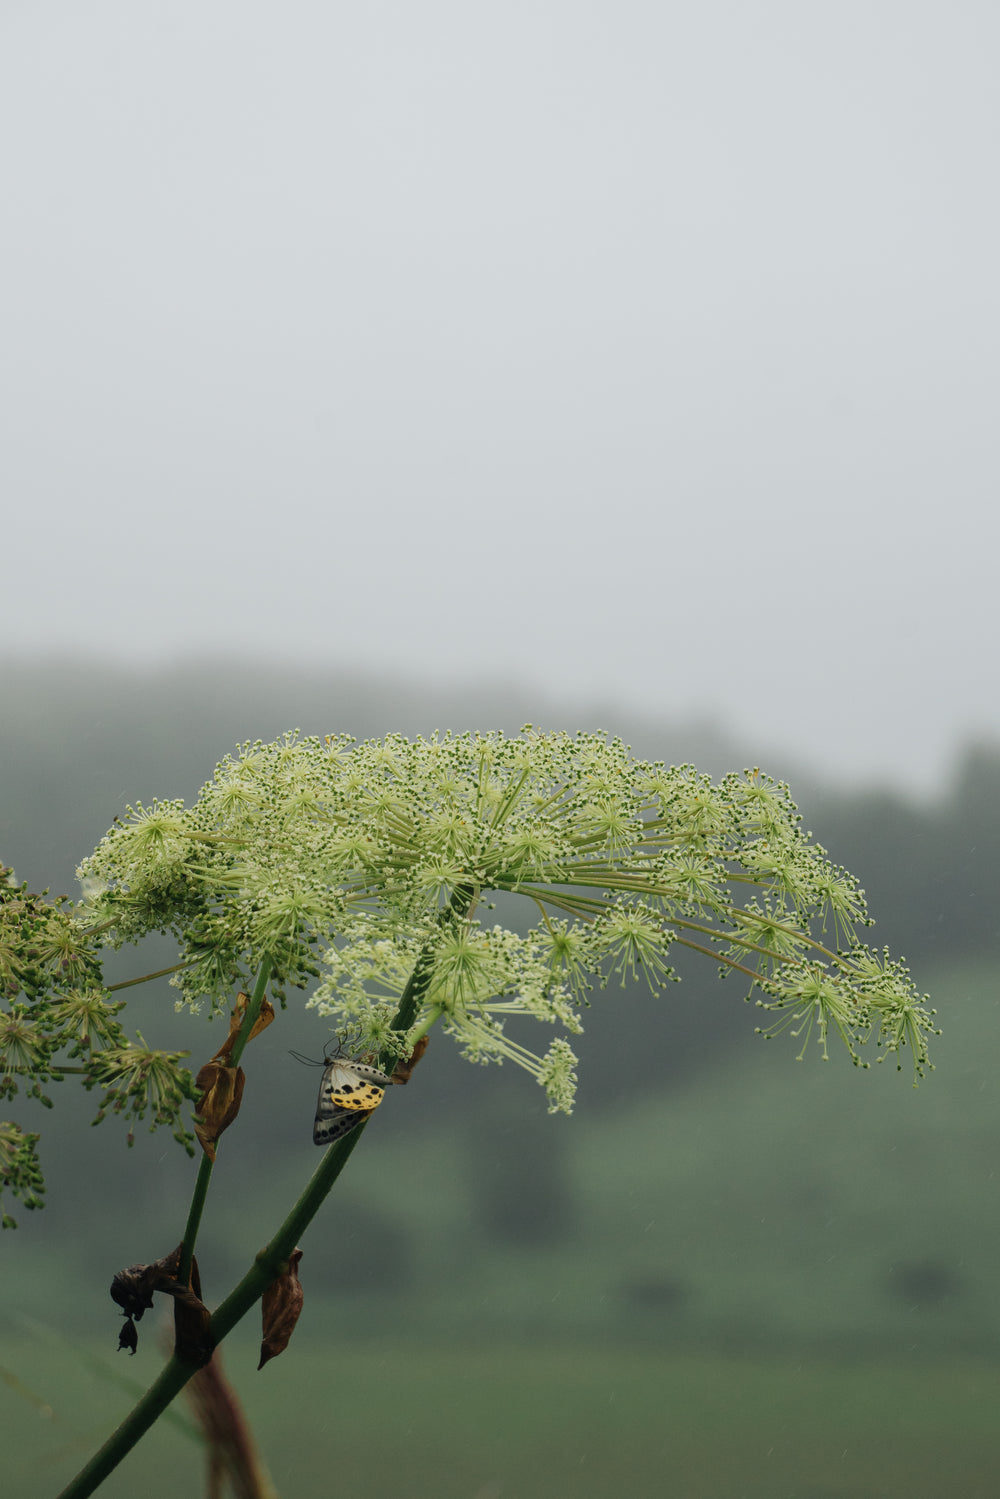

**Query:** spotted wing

left=320, top=1060, right=392, bottom=1111
left=313, top=1105, right=368, bottom=1147
left=313, top=1059, right=392, bottom=1146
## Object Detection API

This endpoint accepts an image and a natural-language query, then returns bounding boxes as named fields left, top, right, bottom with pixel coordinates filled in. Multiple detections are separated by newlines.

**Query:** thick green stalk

left=105, top=962, right=191, bottom=992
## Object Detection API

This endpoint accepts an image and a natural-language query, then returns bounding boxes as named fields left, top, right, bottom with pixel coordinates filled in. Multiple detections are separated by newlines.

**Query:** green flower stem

left=515, top=882, right=841, bottom=970
left=10, top=1065, right=87, bottom=1075
left=404, top=1004, right=445, bottom=1049
left=55, top=1352, right=202, bottom=1499
left=176, top=1159, right=213, bottom=1293
left=671, top=937, right=761, bottom=981
left=105, top=962, right=192, bottom=992
left=178, top=957, right=272, bottom=1287
left=520, top=886, right=784, bottom=982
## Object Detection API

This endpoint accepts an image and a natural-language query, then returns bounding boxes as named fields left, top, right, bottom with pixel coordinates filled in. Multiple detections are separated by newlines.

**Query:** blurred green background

left=3, top=660, right=999, bottom=1498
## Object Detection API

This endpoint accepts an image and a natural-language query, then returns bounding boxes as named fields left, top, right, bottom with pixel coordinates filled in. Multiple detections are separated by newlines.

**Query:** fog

left=4, top=2, right=998, bottom=792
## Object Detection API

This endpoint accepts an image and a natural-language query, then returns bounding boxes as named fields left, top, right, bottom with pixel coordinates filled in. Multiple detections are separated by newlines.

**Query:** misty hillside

left=2, top=655, right=997, bottom=966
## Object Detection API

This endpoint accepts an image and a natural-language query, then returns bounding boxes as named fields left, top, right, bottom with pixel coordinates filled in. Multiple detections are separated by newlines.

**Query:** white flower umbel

left=78, top=729, right=937, bottom=1110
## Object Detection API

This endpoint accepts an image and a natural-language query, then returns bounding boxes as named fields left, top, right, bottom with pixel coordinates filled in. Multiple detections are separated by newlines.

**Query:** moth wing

left=343, top=1060, right=393, bottom=1087
left=318, top=1060, right=390, bottom=1114
left=313, top=1106, right=365, bottom=1147
left=316, top=1055, right=389, bottom=1127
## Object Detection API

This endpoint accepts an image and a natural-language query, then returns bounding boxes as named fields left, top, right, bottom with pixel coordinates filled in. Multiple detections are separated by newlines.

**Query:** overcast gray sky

left=3, top=2, right=998, bottom=794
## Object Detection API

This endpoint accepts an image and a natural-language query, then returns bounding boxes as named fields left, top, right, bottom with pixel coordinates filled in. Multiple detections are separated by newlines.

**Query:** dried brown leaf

left=213, top=992, right=276, bottom=1065
left=258, top=1248, right=304, bottom=1370
left=194, top=1060, right=246, bottom=1160
left=110, top=1245, right=211, bottom=1363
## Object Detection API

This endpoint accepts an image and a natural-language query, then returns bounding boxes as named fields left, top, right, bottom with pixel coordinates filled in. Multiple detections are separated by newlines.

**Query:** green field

left=5, top=1331, right=1000, bottom=1499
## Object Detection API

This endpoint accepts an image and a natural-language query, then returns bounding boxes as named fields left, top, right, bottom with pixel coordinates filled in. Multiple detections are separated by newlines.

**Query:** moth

left=313, top=1056, right=393, bottom=1146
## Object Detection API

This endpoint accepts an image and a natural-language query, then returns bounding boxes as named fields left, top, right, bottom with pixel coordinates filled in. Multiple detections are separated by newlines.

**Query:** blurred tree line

left=808, top=746, right=1000, bottom=966
left=2, top=658, right=998, bottom=1282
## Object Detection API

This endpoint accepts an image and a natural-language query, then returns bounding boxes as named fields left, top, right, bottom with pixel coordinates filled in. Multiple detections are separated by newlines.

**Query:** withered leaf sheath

left=215, top=992, right=276, bottom=1065
left=258, top=1248, right=304, bottom=1370
left=110, top=1244, right=211, bottom=1363
left=192, top=991, right=275, bottom=1160
left=193, top=1060, right=245, bottom=1161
